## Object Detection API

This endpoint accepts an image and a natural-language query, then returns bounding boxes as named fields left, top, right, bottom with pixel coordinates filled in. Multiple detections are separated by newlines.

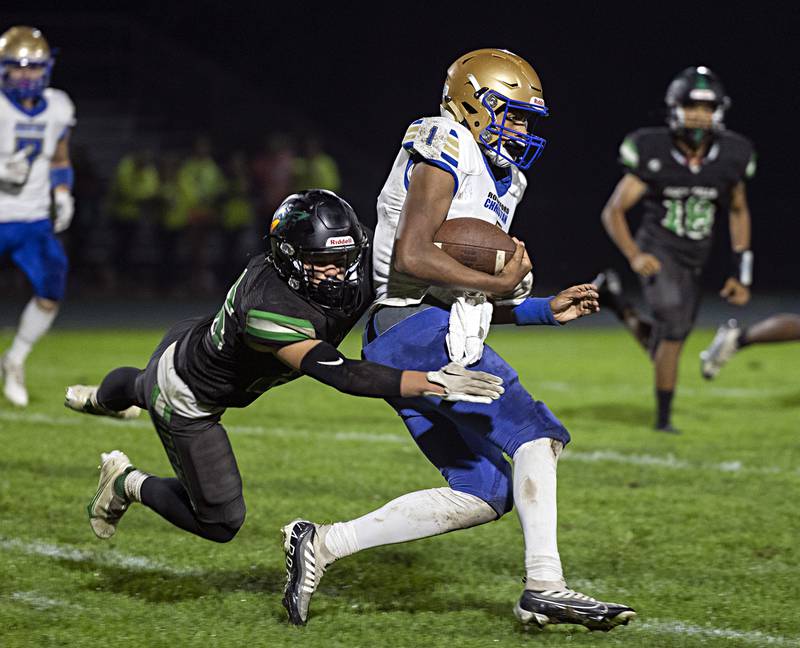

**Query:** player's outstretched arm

left=274, top=339, right=504, bottom=403
left=395, top=163, right=531, bottom=296
left=601, top=173, right=660, bottom=276
left=492, top=284, right=599, bottom=325
left=720, top=181, right=752, bottom=306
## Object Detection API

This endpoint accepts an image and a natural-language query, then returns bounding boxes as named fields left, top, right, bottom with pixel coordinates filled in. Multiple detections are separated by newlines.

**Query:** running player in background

left=0, top=26, right=75, bottom=406
left=598, top=66, right=755, bottom=432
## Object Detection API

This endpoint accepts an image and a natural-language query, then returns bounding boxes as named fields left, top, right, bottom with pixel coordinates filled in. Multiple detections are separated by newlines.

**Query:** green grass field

left=0, top=326, right=798, bottom=647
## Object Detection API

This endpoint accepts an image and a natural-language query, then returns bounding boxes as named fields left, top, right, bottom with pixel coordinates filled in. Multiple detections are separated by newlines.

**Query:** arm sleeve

left=299, top=341, right=404, bottom=398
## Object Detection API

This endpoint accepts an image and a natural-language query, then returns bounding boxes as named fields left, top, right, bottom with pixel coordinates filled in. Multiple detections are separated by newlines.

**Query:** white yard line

left=1, top=536, right=798, bottom=644
left=0, top=537, right=200, bottom=576
left=1, top=410, right=797, bottom=476
left=10, top=590, right=83, bottom=611
left=635, top=619, right=797, bottom=646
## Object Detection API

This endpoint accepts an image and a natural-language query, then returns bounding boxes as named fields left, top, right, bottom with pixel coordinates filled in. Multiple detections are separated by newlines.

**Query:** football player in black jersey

left=598, top=66, right=756, bottom=432
left=64, top=190, right=504, bottom=544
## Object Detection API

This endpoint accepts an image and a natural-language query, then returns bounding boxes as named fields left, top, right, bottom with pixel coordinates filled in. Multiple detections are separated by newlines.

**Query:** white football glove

left=446, top=293, right=493, bottom=367
left=424, top=362, right=504, bottom=404
left=0, top=147, right=33, bottom=186
left=494, top=270, right=534, bottom=306
left=53, top=188, right=74, bottom=233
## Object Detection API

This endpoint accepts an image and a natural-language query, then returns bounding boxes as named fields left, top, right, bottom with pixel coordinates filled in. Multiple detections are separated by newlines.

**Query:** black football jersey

left=173, top=254, right=373, bottom=409
left=619, top=127, right=756, bottom=267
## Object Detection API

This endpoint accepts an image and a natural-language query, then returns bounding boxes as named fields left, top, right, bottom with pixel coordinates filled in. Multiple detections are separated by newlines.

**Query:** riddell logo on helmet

left=531, top=96, right=545, bottom=107
left=326, top=236, right=355, bottom=247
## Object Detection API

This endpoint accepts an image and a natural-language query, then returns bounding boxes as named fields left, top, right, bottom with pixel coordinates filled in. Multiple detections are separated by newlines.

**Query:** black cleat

left=655, top=422, right=680, bottom=434
left=514, top=588, right=636, bottom=632
left=281, top=519, right=326, bottom=626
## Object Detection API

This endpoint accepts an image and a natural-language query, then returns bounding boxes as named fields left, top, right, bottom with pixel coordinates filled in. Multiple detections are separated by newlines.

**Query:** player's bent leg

left=140, top=476, right=242, bottom=542
left=147, top=413, right=246, bottom=540
left=283, top=487, right=497, bottom=625
left=65, top=366, right=143, bottom=419
left=700, top=319, right=741, bottom=380
left=593, top=269, right=653, bottom=350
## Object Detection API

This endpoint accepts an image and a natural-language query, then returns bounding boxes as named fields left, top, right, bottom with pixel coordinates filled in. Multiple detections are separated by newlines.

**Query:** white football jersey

left=0, top=88, right=76, bottom=223
left=373, top=116, right=527, bottom=306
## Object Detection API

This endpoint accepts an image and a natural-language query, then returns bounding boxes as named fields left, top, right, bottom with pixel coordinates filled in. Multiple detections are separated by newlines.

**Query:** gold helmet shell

left=441, top=48, right=548, bottom=169
left=0, top=26, right=54, bottom=101
left=0, top=26, right=51, bottom=66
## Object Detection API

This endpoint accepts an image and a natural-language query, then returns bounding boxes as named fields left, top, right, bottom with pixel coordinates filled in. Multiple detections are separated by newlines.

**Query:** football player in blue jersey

left=282, top=50, right=635, bottom=631
left=0, top=26, right=75, bottom=407
left=598, top=66, right=755, bottom=432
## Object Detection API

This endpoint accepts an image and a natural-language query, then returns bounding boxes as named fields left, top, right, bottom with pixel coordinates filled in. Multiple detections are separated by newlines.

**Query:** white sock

left=123, top=470, right=151, bottom=503
left=321, top=487, right=496, bottom=563
left=7, top=299, right=58, bottom=365
left=513, top=438, right=567, bottom=591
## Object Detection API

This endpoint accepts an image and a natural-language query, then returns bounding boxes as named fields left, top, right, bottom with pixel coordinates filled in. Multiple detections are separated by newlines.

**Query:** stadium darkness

left=9, top=2, right=800, bottom=292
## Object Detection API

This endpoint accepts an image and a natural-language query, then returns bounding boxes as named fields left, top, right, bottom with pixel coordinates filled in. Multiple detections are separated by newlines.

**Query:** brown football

left=433, top=218, right=517, bottom=275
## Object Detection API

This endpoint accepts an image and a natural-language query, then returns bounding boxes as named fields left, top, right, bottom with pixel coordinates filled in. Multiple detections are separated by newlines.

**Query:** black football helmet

left=665, top=66, right=730, bottom=147
left=268, top=189, right=369, bottom=316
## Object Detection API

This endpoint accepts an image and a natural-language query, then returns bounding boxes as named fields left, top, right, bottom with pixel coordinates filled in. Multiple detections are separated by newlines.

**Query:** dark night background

left=7, top=1, right=800, bottom=297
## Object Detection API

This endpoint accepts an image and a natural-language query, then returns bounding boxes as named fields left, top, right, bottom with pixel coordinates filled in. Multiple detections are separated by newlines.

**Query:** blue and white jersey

left=374, top=116, right=527, bottom=305
left=0, top=88, right=75, bottom=223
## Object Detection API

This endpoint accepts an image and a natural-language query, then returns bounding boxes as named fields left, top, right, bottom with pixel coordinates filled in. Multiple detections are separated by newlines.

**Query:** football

left=433, top=217, right=517, bottom=275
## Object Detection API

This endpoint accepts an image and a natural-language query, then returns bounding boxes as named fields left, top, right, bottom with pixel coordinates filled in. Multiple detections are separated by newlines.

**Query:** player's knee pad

left=152, top=417, right=245, bottom=528
left=203, top=497, right=246, bottom=542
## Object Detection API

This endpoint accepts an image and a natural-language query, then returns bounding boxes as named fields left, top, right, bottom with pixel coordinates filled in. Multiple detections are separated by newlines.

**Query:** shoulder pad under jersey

left=401, top=117, right=482, bottom=178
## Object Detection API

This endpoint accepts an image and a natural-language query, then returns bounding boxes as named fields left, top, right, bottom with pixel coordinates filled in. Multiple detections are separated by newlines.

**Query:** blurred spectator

left=107, top=149, right=160, bottom=289
left=219, top=150, right=258, bottom=284
left=294, top=136, right=340, bottom=193
left=157, top=153, right=192, bottom=294
left=178, top=136, right=227, bottom=294
left=251, top=134, right=296, bottom=218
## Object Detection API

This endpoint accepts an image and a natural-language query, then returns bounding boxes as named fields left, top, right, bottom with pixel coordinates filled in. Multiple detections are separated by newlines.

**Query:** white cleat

left=87, top=450, right=133, bottom=539
left=1, top=353, right=28, bottom=407
left=700, top=319, right=741, bottom=380
left=65, top=384, right=141, bottom=419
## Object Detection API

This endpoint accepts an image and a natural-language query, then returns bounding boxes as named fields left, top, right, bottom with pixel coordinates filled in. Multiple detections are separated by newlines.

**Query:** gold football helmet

left=0, top=26, right=53, bottom=101
left=440, top=48, right=548, bottom=169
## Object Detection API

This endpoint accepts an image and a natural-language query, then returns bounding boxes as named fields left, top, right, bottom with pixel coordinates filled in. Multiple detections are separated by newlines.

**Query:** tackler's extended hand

left=424, top=362, right=504, bottom=404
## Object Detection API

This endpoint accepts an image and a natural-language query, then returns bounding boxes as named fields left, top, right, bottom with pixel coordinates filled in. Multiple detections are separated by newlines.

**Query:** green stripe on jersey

left=245, top=310, right=315, bottom=343
left=247, top=309, right=314, bottom=331
left=619, top=138, right=639, bottom=169
left=745, top=153, right=757, bottom=179
left=245, top=326, right=309, bottom=342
